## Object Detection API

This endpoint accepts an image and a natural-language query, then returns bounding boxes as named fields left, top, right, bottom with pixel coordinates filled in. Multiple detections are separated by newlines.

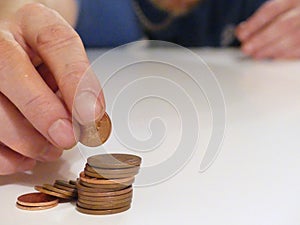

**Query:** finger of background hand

left=241, top=7, right=300, bottom=56
left=236, top=0, right=293, bottom=41
left=0, top=30, right=76, bottom=150
left=16, top=3, right=105, bottom=125
left=252, top=28, right=300, bottom=59
left=0, top=94, right=63, bottom=161
left=279, top=47, right=300, bottom=59
left=0, top=145, right=36, bottom=175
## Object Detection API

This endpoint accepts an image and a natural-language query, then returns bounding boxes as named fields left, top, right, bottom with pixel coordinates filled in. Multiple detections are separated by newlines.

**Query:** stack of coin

left=76, top=154, right=142, bottom=215
left=34, top=180, right=77, bottom=201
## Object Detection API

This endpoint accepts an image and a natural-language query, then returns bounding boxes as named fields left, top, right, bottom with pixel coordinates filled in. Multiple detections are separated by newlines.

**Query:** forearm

left=0, top=0, right=78, bottom=26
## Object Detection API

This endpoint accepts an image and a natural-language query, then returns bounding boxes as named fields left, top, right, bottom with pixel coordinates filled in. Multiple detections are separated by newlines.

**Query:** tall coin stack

left=76, top=154, right=142, bottom=215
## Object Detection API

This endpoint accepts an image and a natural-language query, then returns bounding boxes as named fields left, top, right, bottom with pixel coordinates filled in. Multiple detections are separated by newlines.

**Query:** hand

left=236, top=0, right=300, bottom=59
left=150, top=0, right=201, bottom=16
left=0, top=3, right=105, bottom=175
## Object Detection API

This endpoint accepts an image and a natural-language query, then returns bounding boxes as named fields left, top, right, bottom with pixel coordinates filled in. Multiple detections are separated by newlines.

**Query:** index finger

left=236, top=0, right=293, bottom=41
left=16, top=3, right=105, bottom=125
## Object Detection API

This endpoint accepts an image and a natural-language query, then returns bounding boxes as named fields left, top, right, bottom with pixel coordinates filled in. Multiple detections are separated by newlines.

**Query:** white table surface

left=1, top=44, right=300, bottom=225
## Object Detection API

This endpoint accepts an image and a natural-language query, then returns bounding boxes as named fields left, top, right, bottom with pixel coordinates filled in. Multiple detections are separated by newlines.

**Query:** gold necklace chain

left=132, top=0, right=175, bottom=32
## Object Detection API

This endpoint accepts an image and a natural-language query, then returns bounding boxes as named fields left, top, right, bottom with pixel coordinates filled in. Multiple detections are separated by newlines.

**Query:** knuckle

left=57, top=61, right=90, bottom=90
left=36, top=23, right=80, bottom=51
left=22, top=94, right=52, bottom=120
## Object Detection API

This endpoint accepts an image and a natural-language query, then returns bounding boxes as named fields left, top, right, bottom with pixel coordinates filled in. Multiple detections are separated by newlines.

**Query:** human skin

left=0, top=1, right=105, bottom=175
left=236, top=0, right=300, bottom=59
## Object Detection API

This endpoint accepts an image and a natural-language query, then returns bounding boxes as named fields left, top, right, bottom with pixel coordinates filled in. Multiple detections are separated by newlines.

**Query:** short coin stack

left=34, top=180, right=77, bottom=201
left=76, top=154, right=142, bottom=215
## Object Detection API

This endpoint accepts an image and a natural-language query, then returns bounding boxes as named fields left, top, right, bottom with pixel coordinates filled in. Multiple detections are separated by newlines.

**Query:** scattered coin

left=43, top=184, right=75, bottom=197
left=17, top=192, right=58, bottom=207
left=87, top=154, right=141, bottom=169
left=34, top=186, right=73, bottom=200
left=16, top=202, right=58, bottom=211
left=80, top=112, right=112, bottom=147
left=55, top=180, right=76, bottom=189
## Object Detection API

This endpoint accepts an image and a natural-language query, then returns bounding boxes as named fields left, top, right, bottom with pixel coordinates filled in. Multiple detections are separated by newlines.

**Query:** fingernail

left=38, top=145, right=63, bottom=162
left=48, top=119, right=76, bottom=149
left=17, top=158, right=36, bottom=172
left=74, top=91, right=103, bottom=125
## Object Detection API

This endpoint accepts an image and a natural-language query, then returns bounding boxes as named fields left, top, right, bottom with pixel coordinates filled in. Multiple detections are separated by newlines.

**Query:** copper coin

left=76, top=181, right=132, bottom=193
left=17, top=192, right=58, bottom=207
left=78, top=191, right=132, bottom=202
left=77, top=196, right=132, bottom=206
left=79, top=112, right=112, bottom=147
left=85, top=164, right=140, bottom=174
left=79, top=180, right=129, bottom=190
left=77, top=200, right=131, bottom=210
left=84, top=170, right=136, bottom=179
left=87, top=154, right=141, bottom=169
left=43, top=184, right=75, bottom=197
left=55, top=180, right=76, bottom=189
left=77, top=185, right=132, bottom=197
left=54, top=183, right=77, bottom=193
left=76, top=204, right=131, bottom=215
left=80, top=172, right=135, bottom=185
left=34, top=186, right=73, bottom=200
left=16, top=202, right=58, bottom=211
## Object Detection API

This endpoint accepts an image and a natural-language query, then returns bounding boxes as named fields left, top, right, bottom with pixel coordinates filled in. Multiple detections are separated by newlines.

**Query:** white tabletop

left=1, top=43, right=300, bottom=225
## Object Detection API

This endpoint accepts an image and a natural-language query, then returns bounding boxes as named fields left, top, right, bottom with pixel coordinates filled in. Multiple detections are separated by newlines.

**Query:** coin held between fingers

left=79, top=112, right=112, bottom=147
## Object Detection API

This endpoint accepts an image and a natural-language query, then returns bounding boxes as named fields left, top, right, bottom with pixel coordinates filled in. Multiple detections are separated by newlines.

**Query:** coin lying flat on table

left=17, top=193, right=58, bottom=207
left=16, top=202, right=58, bottom=211
left=80, top=112, right=112, bottom=147
left=87, top=154, right=142, bottom=169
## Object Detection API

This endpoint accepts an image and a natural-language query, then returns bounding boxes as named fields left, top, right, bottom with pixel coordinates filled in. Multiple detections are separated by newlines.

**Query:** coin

left=78, top=196, right=132, bottom=206
left=80, top=112, right=112, bottom=147
left=79, top=180, right=128, bottom=190
left=77, top=200, right=131, bottom=210
left=54, top=183, right=77, bottom=194
left=85, top=164, right=140, bottom=174
left=76, top=204, right=131, bottom=215
left=17, top=193, right=58, bottom=207
left=77, top=185, right=132, bottom=197
left=34, top=186, right=73, bottom=200
left=43, top=184, right=75, bottom=197
left=16, top=202, right=58, bottom=211
left=84, top=165, right=139, bottom=179
left=79, top=172, right=135, bottom=185
left=78, top=191, right=132, bottom=202
left=55, top=180, right=76, bottom=189
left=87, top=154, right=142, bottom=169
